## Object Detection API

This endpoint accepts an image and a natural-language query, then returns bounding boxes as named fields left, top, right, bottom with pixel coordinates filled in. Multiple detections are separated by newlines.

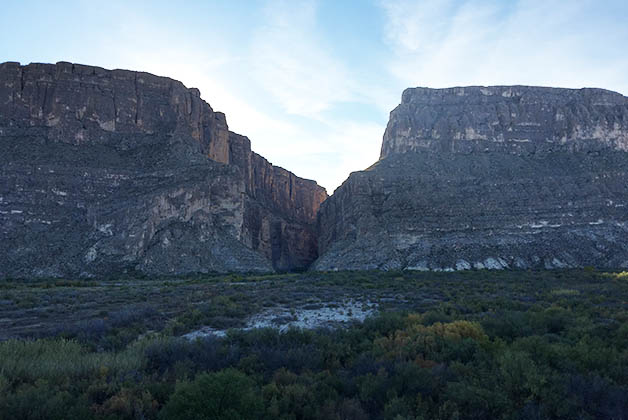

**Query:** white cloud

left=250, top=0, right=358, bottom=118
left=12, top=0, right=625, bottom=194
left=379, top=0, right=628, bottom=95
left=380, top=0, right=459, bottom=53
left=77, top=0, right=390, bottom=192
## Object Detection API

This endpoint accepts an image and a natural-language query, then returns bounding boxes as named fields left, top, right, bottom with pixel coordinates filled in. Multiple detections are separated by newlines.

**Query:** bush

left=2, top=269, right=627, bottom=419
left=159, top=369, right=263, bottom=420
left=0, top=339, right=143, bottom=384
left=144, top=336, right=227, bottom=376
left=616, top=271, right=628, bottom=281
left=0, top=379, right=91, bottom=420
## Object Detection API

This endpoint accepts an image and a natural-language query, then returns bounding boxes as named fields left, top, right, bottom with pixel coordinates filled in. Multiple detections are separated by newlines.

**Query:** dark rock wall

left=0, top=61, right=327, bottom=278
left=228, top=131, right=327, bottom=270
left=315, top=86, right=628, bottom=271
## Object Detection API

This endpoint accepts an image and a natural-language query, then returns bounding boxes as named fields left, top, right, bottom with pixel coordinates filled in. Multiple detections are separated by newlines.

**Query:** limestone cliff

left=0, top=61, right=327, bottom=278
left=315, top=86, right=628, bottom=271
left=381, top=86, right=628, bottom=158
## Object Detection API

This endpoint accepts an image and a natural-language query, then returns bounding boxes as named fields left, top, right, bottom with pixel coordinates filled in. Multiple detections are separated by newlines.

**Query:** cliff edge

left=0, top=61, right=327, bottom=278
left=315, top=86, right=628, bottom=271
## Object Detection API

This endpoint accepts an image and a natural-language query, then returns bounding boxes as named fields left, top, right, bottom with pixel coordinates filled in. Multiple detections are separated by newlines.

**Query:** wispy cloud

left=381, top=0, right=460, bottom=53
left=3, top=0, right=626, bottom=192
left=250, top=0, right=358, bottom=118
left=379, top=0, right=628, bottom=95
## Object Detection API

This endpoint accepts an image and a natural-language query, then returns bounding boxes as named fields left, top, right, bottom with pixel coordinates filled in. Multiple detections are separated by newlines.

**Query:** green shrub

left=159, top=369, right=263, bottom=420
left=0, top=379, right=91, bottom=420
left=0, top=339, right=144, bottom=384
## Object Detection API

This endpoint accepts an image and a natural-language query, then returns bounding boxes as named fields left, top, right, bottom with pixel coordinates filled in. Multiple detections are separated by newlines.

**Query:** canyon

left=1, top=63, right=627, bottom=278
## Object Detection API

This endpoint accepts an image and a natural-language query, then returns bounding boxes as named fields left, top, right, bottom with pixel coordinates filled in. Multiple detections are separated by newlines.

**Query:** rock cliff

left=315, top=86, right=628, bottom=271
left=0, top=61, right=326, bottom=278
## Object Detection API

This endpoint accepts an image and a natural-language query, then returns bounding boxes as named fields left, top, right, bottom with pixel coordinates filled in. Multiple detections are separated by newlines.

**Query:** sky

left=1, top=0, right=627, bottom=193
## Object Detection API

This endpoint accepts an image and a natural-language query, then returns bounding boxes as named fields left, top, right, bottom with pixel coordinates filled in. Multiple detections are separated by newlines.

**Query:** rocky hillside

left=315, top=86, right=628, bottom=271
left=0, top=61, right=326, bottom=278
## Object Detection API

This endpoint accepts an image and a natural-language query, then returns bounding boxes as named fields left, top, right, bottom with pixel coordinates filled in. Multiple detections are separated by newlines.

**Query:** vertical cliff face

left=227, top=132, right=328, bottom=270
left=315, top=86, right=628, bottom=271
left=380, top=86, right=628, bottom=158
left=0, top=61, right=326, bottom=278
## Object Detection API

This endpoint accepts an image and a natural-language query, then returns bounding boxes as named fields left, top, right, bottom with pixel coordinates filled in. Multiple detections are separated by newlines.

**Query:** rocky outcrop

left=315, top=86, right=628, bottom=271
left=0, top=61, right=326, bottom=278
left=381, top=86, right=628, bottom=158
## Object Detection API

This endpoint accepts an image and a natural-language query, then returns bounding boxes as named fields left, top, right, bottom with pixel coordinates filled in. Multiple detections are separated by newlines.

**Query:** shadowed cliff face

left=0, top=61, right=327, bottom=278
left=315, top=86, right=628, bottom=271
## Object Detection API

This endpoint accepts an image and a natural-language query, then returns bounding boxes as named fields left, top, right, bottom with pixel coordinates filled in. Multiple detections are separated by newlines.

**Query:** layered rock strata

left=0, top=61, right=326, bottom=278
left=315, top=86, right=628, bottom=270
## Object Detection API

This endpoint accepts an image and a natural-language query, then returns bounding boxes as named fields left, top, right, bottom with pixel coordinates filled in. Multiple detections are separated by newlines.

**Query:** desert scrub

left=159, top=368, right=263, bottom=420
left=0, top=270, right=627, bottom=419
left=550, top=288, right=580, bottom=296
left=0, top=338, right=145, bottom=384
left=615, top=271, right=628, bottom=281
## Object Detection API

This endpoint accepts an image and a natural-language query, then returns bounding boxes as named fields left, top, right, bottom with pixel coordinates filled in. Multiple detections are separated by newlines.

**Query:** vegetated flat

left=0, top=270, right=627, bottom=419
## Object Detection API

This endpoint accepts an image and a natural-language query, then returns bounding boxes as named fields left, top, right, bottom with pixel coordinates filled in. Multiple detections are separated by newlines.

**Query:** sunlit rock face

left=0, top=61, right=327, bottom=278
left=315, top=86, right=628, bottom=271
left=380, top=86, right=628, bottom=158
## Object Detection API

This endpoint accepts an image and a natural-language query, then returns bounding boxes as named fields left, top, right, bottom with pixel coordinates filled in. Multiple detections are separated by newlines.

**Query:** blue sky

left=2, top=0, right=627, bottom=192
